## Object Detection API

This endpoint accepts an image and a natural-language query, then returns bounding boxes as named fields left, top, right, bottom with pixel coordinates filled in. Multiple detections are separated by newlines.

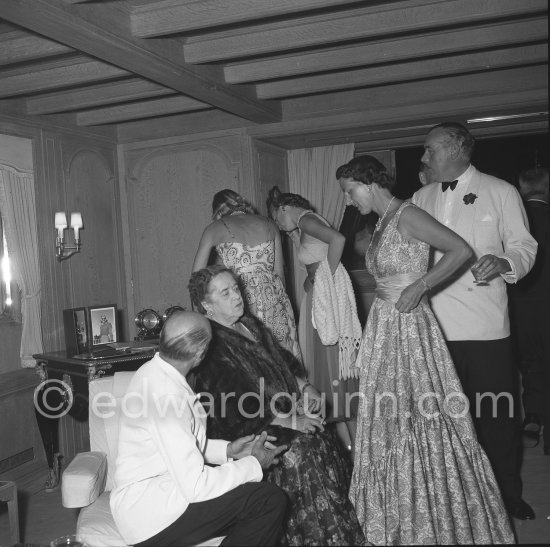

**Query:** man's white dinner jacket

left=411, top=165, right=537, bottom=341
left=110, top=354, right=263, bottom=545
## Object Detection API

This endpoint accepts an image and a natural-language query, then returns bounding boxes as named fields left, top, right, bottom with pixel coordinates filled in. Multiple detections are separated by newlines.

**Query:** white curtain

left=287, top=143, right=354, bottom=312
left=0, top=165, right=44, bottom=367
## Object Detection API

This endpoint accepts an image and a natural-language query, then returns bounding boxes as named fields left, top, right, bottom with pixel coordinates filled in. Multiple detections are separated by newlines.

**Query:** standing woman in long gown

left=192, top=189, right=301, bottom=360
left=336, top=155, right=515, bottom=545
left=267, top=186, right=360, bottom=452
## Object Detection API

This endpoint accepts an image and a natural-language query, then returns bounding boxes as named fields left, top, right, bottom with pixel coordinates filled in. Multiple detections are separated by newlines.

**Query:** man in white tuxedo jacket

left=412, top=122, right=537, bottom=521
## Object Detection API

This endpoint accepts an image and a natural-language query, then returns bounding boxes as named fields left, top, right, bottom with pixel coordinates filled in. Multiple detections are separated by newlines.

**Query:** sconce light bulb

left=55, top=211, right=67, bottom=229
left=70, top=212, right=83, bottom=229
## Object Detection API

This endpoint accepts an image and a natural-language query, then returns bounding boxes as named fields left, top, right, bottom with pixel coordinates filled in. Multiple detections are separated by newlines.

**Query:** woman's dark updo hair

left=212, top=189, right=256, bottom=220
left=266, top=186, right=313, bottom=219
left=188, top=265, right=236, bottom=314
left=336, top=155, right=396, bottom=192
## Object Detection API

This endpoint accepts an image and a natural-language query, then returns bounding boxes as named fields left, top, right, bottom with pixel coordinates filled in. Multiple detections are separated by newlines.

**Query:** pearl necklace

left=375, top=196, right=396, bottom=231
left=367, top=196, right=396, bottom=254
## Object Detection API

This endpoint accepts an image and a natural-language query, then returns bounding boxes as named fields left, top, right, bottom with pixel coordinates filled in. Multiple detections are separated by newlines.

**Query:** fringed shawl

left=312, top=259, right=362, bottom=379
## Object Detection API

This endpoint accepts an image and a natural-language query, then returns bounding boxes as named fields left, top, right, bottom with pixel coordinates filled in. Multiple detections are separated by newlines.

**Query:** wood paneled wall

left=34, top=129, right=123, bottom=349
left=120, top=129, right=257, bottom=333
left=251, top=139, right=289, bottom=214
left=0, top=369, right=48, bottom=494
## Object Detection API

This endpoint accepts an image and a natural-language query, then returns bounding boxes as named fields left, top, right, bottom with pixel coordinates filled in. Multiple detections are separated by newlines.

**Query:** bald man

left=110, top=311, right=287, bottom=546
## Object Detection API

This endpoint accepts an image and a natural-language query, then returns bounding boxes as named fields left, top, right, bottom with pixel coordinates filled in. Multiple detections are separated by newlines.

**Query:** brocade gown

left=217, top=236, right=301, bottom=360
left=350, top=202, right=514, bottom=545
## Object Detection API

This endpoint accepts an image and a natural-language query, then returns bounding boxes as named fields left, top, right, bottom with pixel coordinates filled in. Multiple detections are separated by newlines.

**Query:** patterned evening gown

left=217, top=233, right=302, bottom=360
left=350, top=202, right=514, bottom=545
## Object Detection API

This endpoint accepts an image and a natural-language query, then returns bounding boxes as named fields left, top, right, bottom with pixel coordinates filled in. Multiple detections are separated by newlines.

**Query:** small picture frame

left=88, top=305, right=118, bottom=346
left=63, top=307, right=90, bottom=357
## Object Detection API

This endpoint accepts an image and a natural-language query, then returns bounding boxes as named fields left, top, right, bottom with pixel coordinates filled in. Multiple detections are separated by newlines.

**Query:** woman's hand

left=271, top=413, right=325, bottom=433
left=292, top=414, right=325, bottom=434
left=227, top=433, right=279, bottom=460
left=302, top=383, right=324, bottom=415
left=395, top=279, right=427, bottom=313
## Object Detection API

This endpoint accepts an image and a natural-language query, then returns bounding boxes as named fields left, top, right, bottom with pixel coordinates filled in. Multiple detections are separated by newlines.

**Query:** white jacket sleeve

left=499, top=184, right=538, bottom=283
left=149, top=393, right=263, bottom=504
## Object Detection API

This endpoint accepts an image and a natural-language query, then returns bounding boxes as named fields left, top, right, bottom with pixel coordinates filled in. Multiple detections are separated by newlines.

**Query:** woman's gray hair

left=188, top=265, right=236, bottom=314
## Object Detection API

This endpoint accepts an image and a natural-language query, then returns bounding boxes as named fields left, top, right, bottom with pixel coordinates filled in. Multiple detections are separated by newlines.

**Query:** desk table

left=32, top=349, right=156, bottom=490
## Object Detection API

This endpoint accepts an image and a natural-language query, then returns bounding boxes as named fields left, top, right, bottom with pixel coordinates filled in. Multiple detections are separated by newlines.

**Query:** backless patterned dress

left=350, top=202, right=514, bottom=545
left=217, top=219, right=302, bottom=360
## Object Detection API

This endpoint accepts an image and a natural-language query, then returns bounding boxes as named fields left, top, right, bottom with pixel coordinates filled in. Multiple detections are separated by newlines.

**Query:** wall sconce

left=55, top=211, right=83, bottom=261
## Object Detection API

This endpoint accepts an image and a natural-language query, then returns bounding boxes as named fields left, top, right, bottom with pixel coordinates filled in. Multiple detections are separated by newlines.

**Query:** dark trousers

left=510, top=296, right=550, bottom=447
left=135, top=482, right=287, bottom=547
left=446, top=337, right=522, bottom=504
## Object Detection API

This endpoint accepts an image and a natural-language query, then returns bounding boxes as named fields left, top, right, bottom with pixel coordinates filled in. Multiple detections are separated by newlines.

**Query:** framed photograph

left=88, top=305, right=118, bottom=346
left=63, top=307, right=90, bottom=357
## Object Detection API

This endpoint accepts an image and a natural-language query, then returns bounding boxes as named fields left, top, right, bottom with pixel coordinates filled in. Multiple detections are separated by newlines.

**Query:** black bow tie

left=441, top=180, right=458, bottom=192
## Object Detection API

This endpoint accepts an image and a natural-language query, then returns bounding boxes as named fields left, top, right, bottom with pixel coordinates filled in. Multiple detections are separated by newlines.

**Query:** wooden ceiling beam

left=225, top=17, right=548, bottom=83
left=76, top=95, right=211, bottom=126
left=131, top=0, right=362, bottom=37
left=256, top=44, right=549, bottom=99
left=184, top=0, right=548, bottom=63
left=252, top=90, right=548, bottom=149
left=0, top=28, right=73, bottom=66
left=281, top=65, right=549, bottom=121
left=0, top=55, right=129, bottom=99
left=26, top=78, right=175, bottom=114
left=287, top=117, right=549, bottom=150
left=0, top=0, right=281, bottom=123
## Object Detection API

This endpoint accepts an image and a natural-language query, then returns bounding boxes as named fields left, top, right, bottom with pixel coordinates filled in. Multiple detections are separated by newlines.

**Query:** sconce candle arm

left=54, top=211, right=83, bottom=261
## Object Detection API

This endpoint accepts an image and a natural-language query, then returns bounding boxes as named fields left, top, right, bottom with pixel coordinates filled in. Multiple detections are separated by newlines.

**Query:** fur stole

left=194, top=314, right=306, bottom=441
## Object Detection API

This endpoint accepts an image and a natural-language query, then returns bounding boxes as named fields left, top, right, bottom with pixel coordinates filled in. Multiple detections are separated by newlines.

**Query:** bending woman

left=267, top=186, right=360, bottom=452
left=192, top=189, right=301, bottom=360
left=189, top=265, right=365, bottom=547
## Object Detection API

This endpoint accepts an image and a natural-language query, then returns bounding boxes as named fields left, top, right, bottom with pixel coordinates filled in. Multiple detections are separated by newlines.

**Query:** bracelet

left=300, top=381, right=311, bottom=395
left=420, top=277, right=431, bottom=292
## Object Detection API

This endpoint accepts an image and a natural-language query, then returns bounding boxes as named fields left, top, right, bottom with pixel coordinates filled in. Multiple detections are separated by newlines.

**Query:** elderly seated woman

left=189, top=265, right=365, bottom=547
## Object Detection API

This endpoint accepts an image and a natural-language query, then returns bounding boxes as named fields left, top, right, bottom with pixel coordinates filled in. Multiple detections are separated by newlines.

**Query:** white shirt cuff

left=205, top=439, right=231, bottom=465
left=500, top=256, right=517, bottom=283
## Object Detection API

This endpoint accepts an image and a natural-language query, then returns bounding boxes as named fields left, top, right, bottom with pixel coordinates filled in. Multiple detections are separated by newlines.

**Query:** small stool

left=0, top=480, right=20, bottom=545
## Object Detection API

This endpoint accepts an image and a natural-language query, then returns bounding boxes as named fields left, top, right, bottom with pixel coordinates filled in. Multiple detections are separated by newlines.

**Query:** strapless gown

left=217, top=239, right=301, bottom=360
left=350, top=202, right=514, bottom=544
